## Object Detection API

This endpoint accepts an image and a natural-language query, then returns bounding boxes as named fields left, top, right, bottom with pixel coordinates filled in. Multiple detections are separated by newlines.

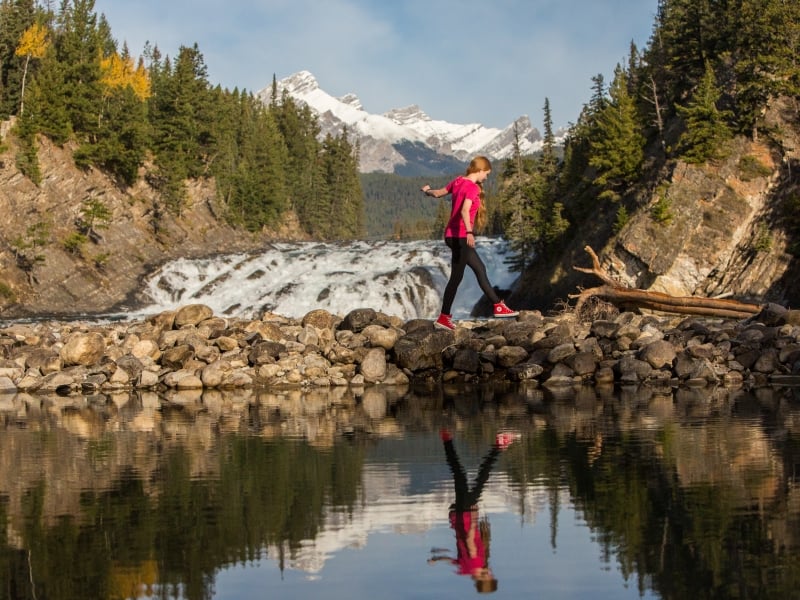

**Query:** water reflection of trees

left=498, top=384, right=800, bottom=600
left=1, top=384, right=800, bottom=599
left=1, top=388, right=375, bottom=600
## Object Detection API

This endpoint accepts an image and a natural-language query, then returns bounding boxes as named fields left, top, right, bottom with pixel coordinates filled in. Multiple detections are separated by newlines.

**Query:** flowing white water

left=132, top=237, right=517, bottom=321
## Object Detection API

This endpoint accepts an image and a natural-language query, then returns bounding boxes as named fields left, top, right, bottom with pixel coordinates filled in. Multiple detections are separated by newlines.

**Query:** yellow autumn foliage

left=108, top=559, right=159, bottom=600
left=15, top=23, right=49, bottom=59
left=100, top=52, right=152, bottom=101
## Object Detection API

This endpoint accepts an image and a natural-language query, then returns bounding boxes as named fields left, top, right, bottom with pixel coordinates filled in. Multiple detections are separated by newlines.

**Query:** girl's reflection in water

left=428, top=428, right=520, bottom=594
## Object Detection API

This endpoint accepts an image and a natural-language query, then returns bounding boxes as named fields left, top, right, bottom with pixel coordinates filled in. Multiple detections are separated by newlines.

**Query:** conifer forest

left=0, top=0, right=364, bottom=240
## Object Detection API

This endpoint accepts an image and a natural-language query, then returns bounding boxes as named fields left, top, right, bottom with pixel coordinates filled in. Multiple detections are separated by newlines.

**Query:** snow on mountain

left=255, top=70, right=543, bottom=174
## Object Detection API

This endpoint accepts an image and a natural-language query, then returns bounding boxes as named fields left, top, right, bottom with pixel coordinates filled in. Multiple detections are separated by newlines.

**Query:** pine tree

left=589, top=66, right=645, bottom=201
left=499, top=105, right=566, bottom=271
left=73, top=47, right=150, bottom=184
left=675, top=61, right=732, bottom=163
left=52, top=0, right=104, bottom=141
left=274, top=90, right=324, bottom=233
left=540, top=98, right=557, bottom=177
left=558, top=74, right=607, bottom=193
left=653, top=0, right=722, bottom=101
left=729, top=0, right=800, bottom=137
left=224, top=95, right=289, bottom=231
left=148, top=44, right=213, bottom=213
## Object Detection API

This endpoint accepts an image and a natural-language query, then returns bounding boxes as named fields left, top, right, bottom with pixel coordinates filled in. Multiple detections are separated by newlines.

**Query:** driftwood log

left=570, top=246, right=762, bottom=319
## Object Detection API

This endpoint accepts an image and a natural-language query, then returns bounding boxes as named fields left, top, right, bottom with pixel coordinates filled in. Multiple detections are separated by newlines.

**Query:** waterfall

left=131, top=237, right=517, bottom=321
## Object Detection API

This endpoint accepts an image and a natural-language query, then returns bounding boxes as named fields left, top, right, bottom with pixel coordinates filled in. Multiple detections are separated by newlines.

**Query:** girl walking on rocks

left=421, top=156, right=518, bottom=330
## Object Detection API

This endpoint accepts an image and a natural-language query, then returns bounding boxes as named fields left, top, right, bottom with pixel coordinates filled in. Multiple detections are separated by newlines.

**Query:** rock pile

left=1, top=303, right=800, bottom=396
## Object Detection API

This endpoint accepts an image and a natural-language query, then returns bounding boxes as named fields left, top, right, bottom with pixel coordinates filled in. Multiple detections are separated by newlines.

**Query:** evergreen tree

left=319, top=126, right=363, bottom=239
left=74, top=48, right=151, bottom=184
left=589, top=66, right=645, bottom=201
left=652, top=0, right=722, bottom=101
left=558, top=75, right=606, bottom=193
left=148, top=44, right=213, bottom=213
left=52, top=0, right=104, bottom=141
left=499, top=104, right=566, bottom=271
left=222, top=94, right=289, bottom=231
left=499, top=123, right=537, bottom=271
left=540, top=98, right=557, bottom=177
left=675, top=61, right=732, bottom=163
left=274, top=90, right=324, bottom=232
left=729, top=0, right=800, bottom=137
left=211, top=86, right=242, bottom=219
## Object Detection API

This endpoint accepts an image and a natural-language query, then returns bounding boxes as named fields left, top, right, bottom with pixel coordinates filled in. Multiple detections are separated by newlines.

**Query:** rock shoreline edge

left=2, top=303, right=800, bottom=397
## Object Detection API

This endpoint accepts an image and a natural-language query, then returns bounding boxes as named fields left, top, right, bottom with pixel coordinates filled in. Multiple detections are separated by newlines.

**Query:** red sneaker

left=495, top=431, right=521, bottom=450
left=440, top=428, right=453, bottom=442
left=493, top=301, right=519, bottom=318
left=434, top=313, right=455, bottom=330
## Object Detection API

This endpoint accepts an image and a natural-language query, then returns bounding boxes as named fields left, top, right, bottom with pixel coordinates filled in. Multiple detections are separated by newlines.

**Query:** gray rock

left=0, top=376, right=16, bottom=393
left=497, top=346, right=529, bottom=368
left=567, top=351, right=598, bottom=376
left=174, top=304, right=214, bottom=327
left=359, top=348, right=387, bottom=383
left=639, top=340, right=677, bottom=369
left=547, top=342, right=577, bottom=364
left=340, top=308, right=377, bottom=332
left=60, top=332, right=105, bottom=367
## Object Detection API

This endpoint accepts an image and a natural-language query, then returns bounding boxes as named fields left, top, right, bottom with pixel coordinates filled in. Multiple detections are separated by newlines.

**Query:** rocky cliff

left=510, top=98, right=800, bottom=313
left=0, top=121, right=306, bottom=319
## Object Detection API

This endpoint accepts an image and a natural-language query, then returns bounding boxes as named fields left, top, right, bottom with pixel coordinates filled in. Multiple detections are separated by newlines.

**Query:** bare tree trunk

left=570, top=246, right=762, bottom=318
left=644, top=74, right=665, bottom=152
left=19, top=54, right=31, bottom=116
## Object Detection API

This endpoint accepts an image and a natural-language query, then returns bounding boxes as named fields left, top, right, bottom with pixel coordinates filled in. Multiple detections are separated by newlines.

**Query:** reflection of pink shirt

left=449, top=510, right=486, bottom=575
left=444, top=177, right=480, bottom=238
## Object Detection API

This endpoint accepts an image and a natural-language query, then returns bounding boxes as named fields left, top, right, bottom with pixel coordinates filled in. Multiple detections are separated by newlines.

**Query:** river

left=2, top=382, right=799, bottom=599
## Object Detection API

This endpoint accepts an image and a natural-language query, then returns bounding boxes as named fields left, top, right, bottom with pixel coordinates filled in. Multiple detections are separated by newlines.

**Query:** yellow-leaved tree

left=15, top=23, right=49, bottom=116
left=100, top=52, right=151, bottom=101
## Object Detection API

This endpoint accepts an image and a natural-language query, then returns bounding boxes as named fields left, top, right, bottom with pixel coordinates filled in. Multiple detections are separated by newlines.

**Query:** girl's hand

left=466, top=233, right=475, bottom=248
left=421, top=185, right=431, bottom=193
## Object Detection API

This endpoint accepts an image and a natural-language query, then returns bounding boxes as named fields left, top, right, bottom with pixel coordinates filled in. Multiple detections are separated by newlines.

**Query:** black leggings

left=441, top=237, right=500, bottom=315
left=444, top=439, right=501, bottom=511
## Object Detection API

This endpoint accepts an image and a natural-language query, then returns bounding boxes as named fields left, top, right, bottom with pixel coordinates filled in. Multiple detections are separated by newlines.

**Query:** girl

left=422, top=156, right=518, bottom=330
left=428, top=428, right=520, bottom=593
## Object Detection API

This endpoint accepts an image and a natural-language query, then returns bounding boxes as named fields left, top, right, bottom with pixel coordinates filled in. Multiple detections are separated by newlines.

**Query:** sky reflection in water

left=1, top=383, right=799, bottom=599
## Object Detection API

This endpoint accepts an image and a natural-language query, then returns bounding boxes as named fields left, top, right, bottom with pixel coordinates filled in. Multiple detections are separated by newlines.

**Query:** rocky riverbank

left=1, top=302, right=800, bottom=397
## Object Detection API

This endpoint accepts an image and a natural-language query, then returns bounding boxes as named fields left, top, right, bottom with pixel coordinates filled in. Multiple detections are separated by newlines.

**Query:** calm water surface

left=2, top=382, right=800, bottom=599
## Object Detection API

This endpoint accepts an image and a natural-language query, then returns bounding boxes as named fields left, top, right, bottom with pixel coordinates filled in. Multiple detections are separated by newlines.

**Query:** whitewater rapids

left=131, top=237, right=517, bottom=321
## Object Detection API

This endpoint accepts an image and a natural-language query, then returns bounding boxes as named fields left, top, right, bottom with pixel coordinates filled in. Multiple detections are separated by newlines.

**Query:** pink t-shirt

left=449, top=510, right=487, bottom=575
left=444, top=177, right=481, bottom=238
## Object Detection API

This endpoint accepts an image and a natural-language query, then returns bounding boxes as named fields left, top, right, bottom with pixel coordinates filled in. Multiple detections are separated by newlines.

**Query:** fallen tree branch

left=571, top=246, right=762, bottom=318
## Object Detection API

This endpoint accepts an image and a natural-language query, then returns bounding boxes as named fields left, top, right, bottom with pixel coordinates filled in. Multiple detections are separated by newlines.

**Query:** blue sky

left=92, top=0, right=659, bottom=130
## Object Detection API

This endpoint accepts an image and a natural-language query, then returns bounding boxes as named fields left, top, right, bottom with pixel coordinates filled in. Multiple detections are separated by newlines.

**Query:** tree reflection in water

left=0, top=383, right=799, bottom=599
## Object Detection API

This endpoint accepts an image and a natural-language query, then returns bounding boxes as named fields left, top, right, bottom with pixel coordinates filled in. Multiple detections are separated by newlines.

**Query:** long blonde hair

left=466, top=156, right=491, bottom=232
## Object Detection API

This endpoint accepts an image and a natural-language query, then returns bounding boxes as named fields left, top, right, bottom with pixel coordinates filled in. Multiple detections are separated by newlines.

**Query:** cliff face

left=0, top=122, right=306, bottom=318
left=511, top=98, right=800, bottom=313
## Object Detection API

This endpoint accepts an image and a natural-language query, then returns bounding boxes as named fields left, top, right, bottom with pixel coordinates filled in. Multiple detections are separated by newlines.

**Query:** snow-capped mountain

left=255, top=70, right=543, bottom=175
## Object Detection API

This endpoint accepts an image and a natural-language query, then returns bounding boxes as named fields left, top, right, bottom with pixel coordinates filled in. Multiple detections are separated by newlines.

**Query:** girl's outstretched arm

left=421, top=184, right=447, bottom=198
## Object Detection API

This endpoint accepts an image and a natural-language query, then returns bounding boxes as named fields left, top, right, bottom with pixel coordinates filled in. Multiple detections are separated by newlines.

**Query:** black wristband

left=466, top=231, right=473, bottom=234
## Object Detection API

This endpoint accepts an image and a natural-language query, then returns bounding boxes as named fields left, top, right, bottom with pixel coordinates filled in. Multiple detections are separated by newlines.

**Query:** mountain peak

left=258, top=71, right=545, bottom=175
left=281, top=70, right=320, bottom=95
left=384, top=105, right=430, bottom=126
left=339, top=93, right=363, bottom=111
